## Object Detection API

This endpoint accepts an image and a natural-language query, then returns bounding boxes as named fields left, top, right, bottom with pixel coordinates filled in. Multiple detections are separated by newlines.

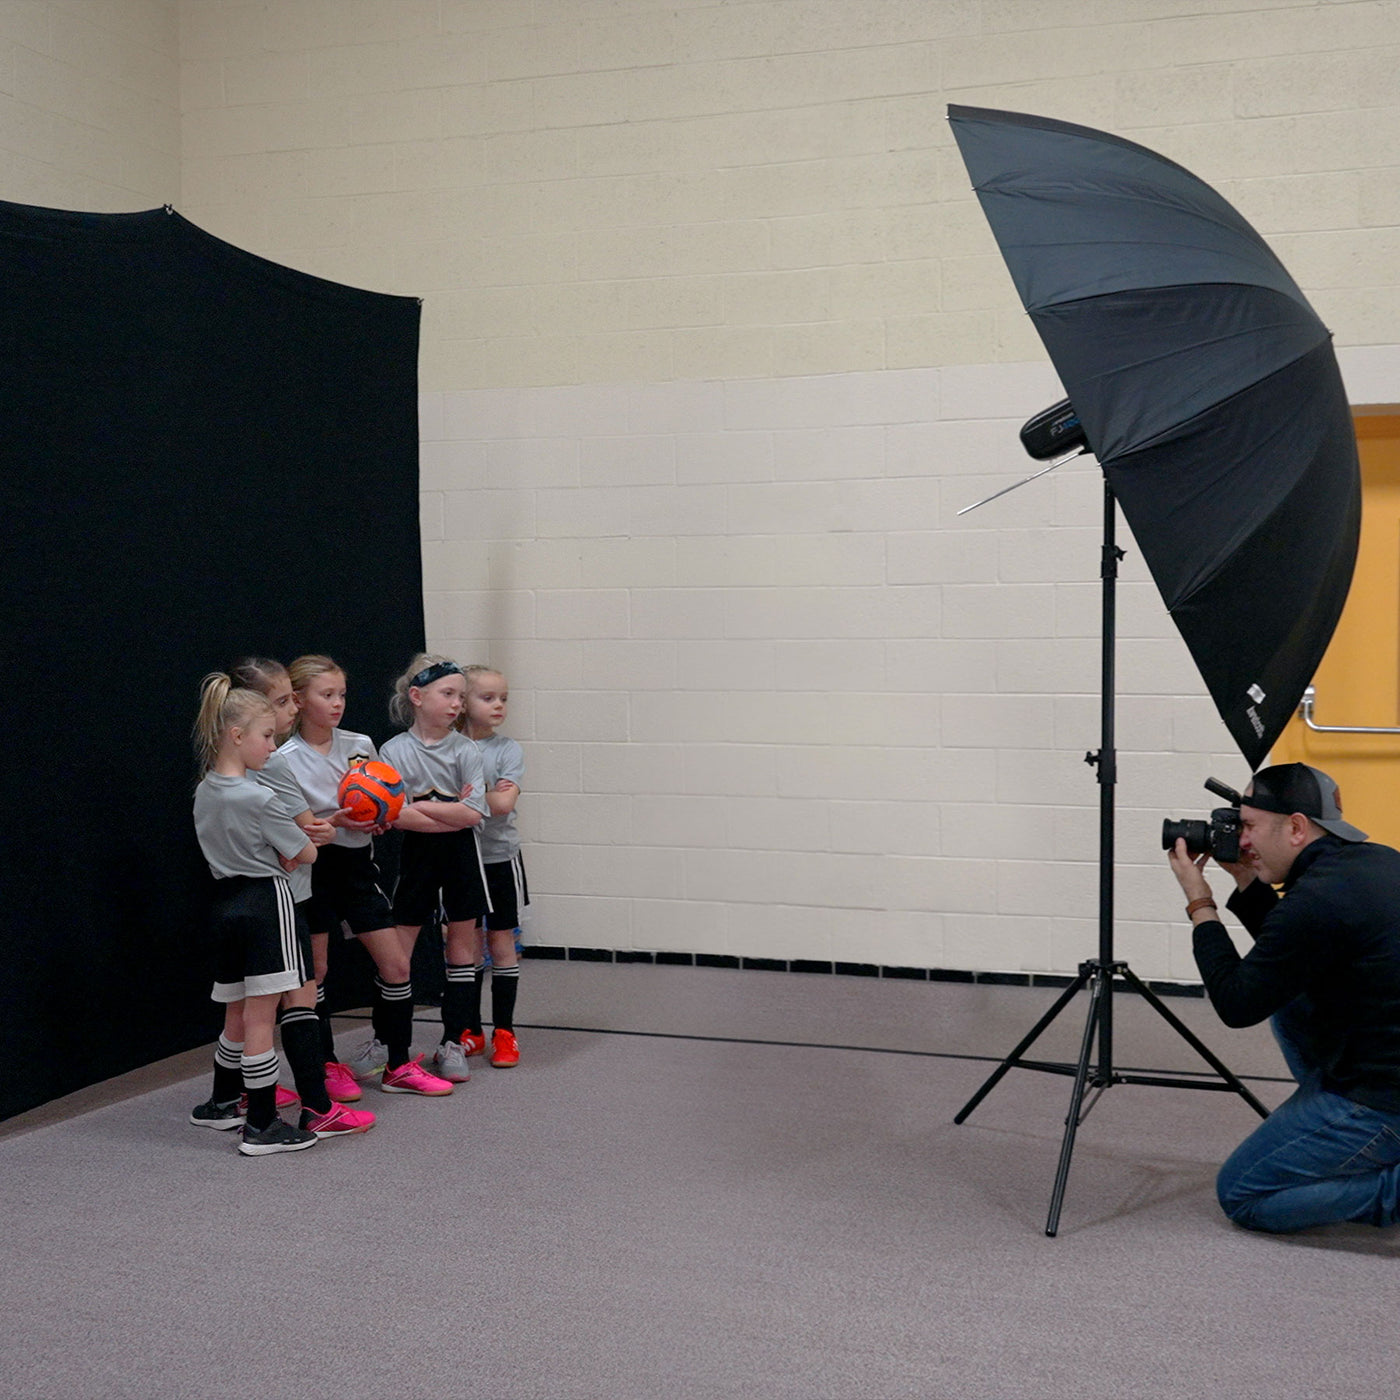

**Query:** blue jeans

left=1216, top=996, right=1400, bottom=1232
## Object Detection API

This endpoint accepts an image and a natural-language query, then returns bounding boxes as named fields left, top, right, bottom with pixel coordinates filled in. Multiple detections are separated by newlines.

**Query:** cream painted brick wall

left=167, top=0, right=1400, bottom=389
left=0, top=0, right=179, bottom=209
left=419, top=357, right=1307, bottom=976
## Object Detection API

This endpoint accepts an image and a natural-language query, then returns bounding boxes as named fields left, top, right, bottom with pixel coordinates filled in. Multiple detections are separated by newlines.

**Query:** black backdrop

left=0, top=203, right=424, bottom=1121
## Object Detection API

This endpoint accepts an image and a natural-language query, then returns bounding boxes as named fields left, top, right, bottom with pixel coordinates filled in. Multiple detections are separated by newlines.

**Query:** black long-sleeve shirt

left=1192, top=835, right=1400, bottom=1114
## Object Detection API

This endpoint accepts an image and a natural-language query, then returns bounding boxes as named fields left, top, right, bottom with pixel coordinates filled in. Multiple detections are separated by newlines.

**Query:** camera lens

left=1162, top=818, right=1210, bottom=854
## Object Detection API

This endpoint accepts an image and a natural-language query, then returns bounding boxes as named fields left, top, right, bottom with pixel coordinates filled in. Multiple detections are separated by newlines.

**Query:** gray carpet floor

left=1, top=963, right=1394, bottom=1400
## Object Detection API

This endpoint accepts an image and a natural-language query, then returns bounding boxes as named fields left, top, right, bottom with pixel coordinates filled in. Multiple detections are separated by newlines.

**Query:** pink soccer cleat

left=323, top=1061, right=362, bottom=1103
left=302, top=1102, right=376, bottom=1138
left=379, top=1054, right=454, bottom=1096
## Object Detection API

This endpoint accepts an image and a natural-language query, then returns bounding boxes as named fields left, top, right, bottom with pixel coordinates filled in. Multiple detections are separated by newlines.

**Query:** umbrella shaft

left=1097, top=485, right=1122, bottom=1052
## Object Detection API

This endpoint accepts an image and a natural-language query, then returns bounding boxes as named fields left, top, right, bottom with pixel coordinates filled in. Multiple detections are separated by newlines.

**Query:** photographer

left=1167, top=762, right=1400, bottom=1233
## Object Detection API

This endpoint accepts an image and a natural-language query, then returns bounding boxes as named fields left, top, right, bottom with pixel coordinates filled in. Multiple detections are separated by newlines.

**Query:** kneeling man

left=1168, top=763, right=1400, bottom=1232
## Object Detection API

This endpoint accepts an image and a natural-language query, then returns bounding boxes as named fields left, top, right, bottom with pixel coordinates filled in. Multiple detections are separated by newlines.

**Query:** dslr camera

left=1162, top=777, right=1243, bottom=863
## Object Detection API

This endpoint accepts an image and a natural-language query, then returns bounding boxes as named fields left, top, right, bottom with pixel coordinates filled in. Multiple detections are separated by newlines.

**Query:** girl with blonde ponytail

left=196, top=658, right=375, bottom=1122
left=189, top=673, right=375, bottom=1154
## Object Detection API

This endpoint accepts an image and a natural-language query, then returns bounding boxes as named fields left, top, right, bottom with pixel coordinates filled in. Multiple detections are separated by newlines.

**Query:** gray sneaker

left=345, top=1036, right=388, bottom=1080
left=433, top=1039, right=471, bottom=1083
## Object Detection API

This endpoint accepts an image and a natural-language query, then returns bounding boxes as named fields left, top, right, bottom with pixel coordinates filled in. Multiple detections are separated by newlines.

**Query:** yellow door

left=1271, top=414, right=1400, bottom=848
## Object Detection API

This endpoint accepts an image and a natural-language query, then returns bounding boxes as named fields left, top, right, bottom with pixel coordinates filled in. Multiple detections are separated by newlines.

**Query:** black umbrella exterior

left=948, top=105, right=1360, bottom=768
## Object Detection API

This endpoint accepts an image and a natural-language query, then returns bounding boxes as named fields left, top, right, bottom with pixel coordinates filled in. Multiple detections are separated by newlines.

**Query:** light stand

left=953, top=478, right=1269, bottom=1237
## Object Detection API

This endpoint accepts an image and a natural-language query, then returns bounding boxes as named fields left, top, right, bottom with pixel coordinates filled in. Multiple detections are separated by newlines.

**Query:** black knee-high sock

left=464, top=961, right=486, bottom=1034
left=279, top=1007, right=332, bottom=1114
left=241, top=1050, right=280, bottom=1130
left=442, top=962, right=477, bottom=1043
left=376, top=977, right=414, bottom=1068
left=212, top=1033, right=243, bottom=1103
left=370, top=981, right=386, bottom=1044
left=315, top=983, right=337, bottom=1062
left=492, top=965, right=519, bottom=1032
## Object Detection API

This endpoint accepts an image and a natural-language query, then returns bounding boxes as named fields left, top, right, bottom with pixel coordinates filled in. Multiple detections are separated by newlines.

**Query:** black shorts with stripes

left=209, top=874, right=308, bottom=1003
left=306, top=842, right=394, bottom=938
left=392, top=828, right=490, bottom=926
left=482, top=853, right=528, bottom=932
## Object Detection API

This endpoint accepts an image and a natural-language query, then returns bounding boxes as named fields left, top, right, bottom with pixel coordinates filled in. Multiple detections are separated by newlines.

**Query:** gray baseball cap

left=1243, top=763, right=1368, bottom=843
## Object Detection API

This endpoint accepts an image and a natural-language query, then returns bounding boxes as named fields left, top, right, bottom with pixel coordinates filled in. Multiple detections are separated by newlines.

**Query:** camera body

left=1162, top=777, right=1243, bottom=863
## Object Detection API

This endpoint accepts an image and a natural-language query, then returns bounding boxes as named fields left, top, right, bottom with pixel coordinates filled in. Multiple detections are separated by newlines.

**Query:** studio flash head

left=1019, top=398, right=1088, bottom=461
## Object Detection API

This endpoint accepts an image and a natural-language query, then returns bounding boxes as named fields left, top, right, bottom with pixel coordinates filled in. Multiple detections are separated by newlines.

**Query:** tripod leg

left=1046, top=967, right=1108, bottom=1238
left=1118, top=966, right=1270, bottom=1119
left=953, top=970, right=1089, bottom=1125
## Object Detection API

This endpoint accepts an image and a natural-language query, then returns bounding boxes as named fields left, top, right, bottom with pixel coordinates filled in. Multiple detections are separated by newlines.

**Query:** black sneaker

left=237, top=1118, right=316, bottom=1157
left=189, top=1098, right=244, bottom=1130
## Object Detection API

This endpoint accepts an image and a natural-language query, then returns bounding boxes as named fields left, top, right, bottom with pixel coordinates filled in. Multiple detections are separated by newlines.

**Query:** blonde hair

left=390, top=652, right=462, bottom=728
left=453, top=665, right=507, bottom=733
left=193, top=673, right=274, bottom=774
left=288, top=653, right=342, bottom=694
left=286, top=653, right=344, bottom=734
left=462, top=664, right=505, bottom=690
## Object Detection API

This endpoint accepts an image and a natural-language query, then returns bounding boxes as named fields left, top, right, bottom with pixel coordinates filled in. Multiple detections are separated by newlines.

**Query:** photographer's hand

left=1167, top=839, right=1218, bottom=923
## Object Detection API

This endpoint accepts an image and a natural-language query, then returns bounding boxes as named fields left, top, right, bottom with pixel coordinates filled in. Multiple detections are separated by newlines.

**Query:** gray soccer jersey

left=256, top=748, right=313, bottom=902
left=277, top=728, right=379, bottom=849
left=194, top=771, right=308, bottom=880
left=475, top=733, right=524, bottom=863
left=379, top=729, right=488, bottom=817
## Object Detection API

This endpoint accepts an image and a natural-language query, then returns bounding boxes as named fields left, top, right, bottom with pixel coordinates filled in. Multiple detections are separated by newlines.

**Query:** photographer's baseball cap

left=1243, top=763, right=1368, bottom=843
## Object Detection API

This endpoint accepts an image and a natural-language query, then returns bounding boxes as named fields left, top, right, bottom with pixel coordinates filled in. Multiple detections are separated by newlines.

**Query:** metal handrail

left=1297, top=684, right=1400, bottom=735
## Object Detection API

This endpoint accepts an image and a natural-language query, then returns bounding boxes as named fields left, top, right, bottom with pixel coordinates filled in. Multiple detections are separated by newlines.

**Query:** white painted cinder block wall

left=6, top=1, right=1400, bottom=975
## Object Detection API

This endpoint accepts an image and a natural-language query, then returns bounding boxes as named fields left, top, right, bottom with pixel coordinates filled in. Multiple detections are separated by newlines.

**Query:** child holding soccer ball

left=457, top=665, right=528, bottom=1069
left=379, top=655, right=490, bottom=1083
left=278, top=654, right=461, bottom=1096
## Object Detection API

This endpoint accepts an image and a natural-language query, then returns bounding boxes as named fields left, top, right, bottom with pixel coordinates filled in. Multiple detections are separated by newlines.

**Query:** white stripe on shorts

left=473, top=829, right=494, bottom=916
left=509, top=852, right=529, bottom=925
left=273, top=874, right=305, bottom=984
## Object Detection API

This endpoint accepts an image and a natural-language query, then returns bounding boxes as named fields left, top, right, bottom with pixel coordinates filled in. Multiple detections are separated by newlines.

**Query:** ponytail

left=193, top=672, right=272, bottom=774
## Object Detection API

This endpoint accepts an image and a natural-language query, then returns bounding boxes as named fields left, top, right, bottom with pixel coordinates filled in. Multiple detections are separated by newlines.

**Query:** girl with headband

left=380, top=655, right=490, bottom=1083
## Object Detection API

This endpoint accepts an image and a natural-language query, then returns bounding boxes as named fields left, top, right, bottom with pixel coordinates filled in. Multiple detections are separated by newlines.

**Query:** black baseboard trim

left=519, top=945, right=1205, bottom=998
